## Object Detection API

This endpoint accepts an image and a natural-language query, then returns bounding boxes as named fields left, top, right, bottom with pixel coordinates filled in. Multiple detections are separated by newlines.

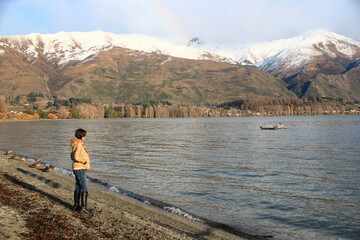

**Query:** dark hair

left=75, top=128, right=87, bottom=139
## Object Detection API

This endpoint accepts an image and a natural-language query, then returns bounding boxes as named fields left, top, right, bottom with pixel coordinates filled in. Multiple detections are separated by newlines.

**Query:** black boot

left=80, top=191, right=92, bottom=214
left=73, top=190, right=81, bottom=211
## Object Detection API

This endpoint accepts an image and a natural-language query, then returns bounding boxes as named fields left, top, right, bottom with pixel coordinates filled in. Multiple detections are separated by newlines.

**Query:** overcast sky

left=1, top=0, right=359, bottom=44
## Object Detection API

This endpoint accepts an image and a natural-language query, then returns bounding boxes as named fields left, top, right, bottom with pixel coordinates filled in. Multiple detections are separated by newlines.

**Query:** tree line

left=1, top=97, right=359, bottom=120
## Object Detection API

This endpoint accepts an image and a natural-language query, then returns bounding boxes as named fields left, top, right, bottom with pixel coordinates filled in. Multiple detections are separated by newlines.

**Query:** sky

left=0, top=0, right=360, bottom=44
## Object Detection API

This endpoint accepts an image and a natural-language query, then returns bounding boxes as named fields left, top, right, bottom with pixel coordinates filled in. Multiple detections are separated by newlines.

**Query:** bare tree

left=0, top=98, right=7, bottom=113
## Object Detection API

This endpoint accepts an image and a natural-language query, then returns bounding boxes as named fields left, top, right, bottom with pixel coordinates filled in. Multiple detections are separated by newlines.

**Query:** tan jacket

left=70, top=138, right=90, bottom=170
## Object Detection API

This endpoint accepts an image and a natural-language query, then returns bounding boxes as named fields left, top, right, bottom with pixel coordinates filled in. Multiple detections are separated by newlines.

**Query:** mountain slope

left=0, top=33, right=295, bottom=104
left=0, top=31, right=232, bottom=69
left=193, top=30, right=360, bottom=101
left=50, top=47, right=295, bottom=105
left=297, top=65, right=360, bottom=101
left=0, top=46, right=53, bottom=96
left=1, top=30, right=359, bottom=104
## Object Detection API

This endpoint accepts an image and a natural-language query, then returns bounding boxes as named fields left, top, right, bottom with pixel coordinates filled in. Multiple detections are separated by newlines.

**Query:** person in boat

left=70, top=128, right=92, bottom=214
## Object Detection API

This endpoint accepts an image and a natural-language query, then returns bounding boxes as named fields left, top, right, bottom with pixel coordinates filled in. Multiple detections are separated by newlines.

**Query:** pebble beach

left=0, top=151, right=252, bottom=240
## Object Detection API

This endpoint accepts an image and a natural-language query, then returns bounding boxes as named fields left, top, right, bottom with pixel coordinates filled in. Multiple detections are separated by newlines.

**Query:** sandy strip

left=0, top=152, right=262, bottom=240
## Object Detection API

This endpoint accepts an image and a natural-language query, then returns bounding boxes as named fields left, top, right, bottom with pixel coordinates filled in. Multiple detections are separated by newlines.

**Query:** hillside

left=297, top=65, right=360, bottom=100
left=49, top=48, right=295, bottom=105
left=193, top=30, right=360, bottom=101
left=1, top=30, right=359, bottom=104
left=0, top=33, right=295, bottom=105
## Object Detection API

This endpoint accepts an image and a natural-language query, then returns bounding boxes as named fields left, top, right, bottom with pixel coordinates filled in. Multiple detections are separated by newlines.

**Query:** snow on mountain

left=185, top=37, right=246, bottom=63
left=200, top=30, right=360, bottom=72
left=0, top=31, right=229, bottom=67
left=245, top=30, right=360, bottom=71
left=1, top=29, right=359, bottom=73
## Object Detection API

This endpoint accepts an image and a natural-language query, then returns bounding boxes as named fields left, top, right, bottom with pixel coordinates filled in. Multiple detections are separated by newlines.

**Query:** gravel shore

left=0, top=152, right=251, bottom=240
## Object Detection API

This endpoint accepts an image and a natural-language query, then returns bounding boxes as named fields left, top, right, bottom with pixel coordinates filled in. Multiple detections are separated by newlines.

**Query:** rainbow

left=147, top=0, right=188, bottom=44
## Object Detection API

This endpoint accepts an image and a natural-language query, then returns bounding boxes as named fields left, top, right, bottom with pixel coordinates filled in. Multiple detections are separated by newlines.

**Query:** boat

left=260, top=125, right=278, bottom=130
left=260, top=123, right=288, bottom=130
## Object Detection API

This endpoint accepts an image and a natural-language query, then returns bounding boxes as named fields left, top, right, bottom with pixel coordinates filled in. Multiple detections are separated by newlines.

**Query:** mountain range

left=190, top=30, right=360, bottom=101
left=0, top=29, right=359, bottom=105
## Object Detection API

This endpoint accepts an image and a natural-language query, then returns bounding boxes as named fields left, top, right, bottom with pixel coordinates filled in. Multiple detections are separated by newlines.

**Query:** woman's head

left=75, top=128, right=87, bottom=140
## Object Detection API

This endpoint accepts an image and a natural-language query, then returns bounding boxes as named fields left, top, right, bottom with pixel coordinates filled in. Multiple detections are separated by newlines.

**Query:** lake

left=1, top=116, right=359, bottom=239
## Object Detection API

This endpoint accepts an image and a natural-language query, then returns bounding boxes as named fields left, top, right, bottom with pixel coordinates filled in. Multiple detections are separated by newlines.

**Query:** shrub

left=37, top=109, right=48, bottom=119
left=69, top=108, right=80, bottom=119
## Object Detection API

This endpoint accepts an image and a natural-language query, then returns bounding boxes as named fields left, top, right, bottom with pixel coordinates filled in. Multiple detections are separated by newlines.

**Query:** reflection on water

left=1, top=116, right=360, bottom=239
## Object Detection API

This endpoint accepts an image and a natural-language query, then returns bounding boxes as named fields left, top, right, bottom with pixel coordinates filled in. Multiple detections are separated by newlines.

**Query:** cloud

left=85, top=0, right=182, bottom=38
left=160, top=0, right=360, bottom=43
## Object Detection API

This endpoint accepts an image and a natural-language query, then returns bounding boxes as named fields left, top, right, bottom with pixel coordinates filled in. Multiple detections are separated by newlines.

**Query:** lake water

left=1, top=116, right=359, bottom=239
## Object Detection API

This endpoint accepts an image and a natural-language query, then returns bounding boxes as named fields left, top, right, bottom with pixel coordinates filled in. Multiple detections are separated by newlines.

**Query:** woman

left=70, top=128, right=92, bottom=214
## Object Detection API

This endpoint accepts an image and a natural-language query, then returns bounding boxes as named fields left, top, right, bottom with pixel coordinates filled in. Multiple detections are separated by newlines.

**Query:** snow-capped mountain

left=1, top=29, right=358, bottom=72
left=0, top=31, right=294, bottom=104
left=0, top=30, right=231, bottom=68
left=189, top=30, right=360, bottom=101
left=1, top=29, right=359, bottom=102
left=191, top=29, right=360, bottom=71
left=239, top=30, right=360, bottom=72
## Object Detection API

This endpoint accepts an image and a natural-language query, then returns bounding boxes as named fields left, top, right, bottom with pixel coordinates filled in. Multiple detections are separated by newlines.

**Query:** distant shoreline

left=1, top=113, right=359, bottom=123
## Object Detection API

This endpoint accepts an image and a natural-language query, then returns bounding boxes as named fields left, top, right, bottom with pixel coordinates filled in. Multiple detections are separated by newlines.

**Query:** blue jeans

left=73, top=169, right=88, bottom=192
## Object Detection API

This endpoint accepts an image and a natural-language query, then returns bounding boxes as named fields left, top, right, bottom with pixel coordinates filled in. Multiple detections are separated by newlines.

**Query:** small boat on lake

left=260, top=123, right=288, bottom=130
left=260, top=125, right=278, bottom=130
